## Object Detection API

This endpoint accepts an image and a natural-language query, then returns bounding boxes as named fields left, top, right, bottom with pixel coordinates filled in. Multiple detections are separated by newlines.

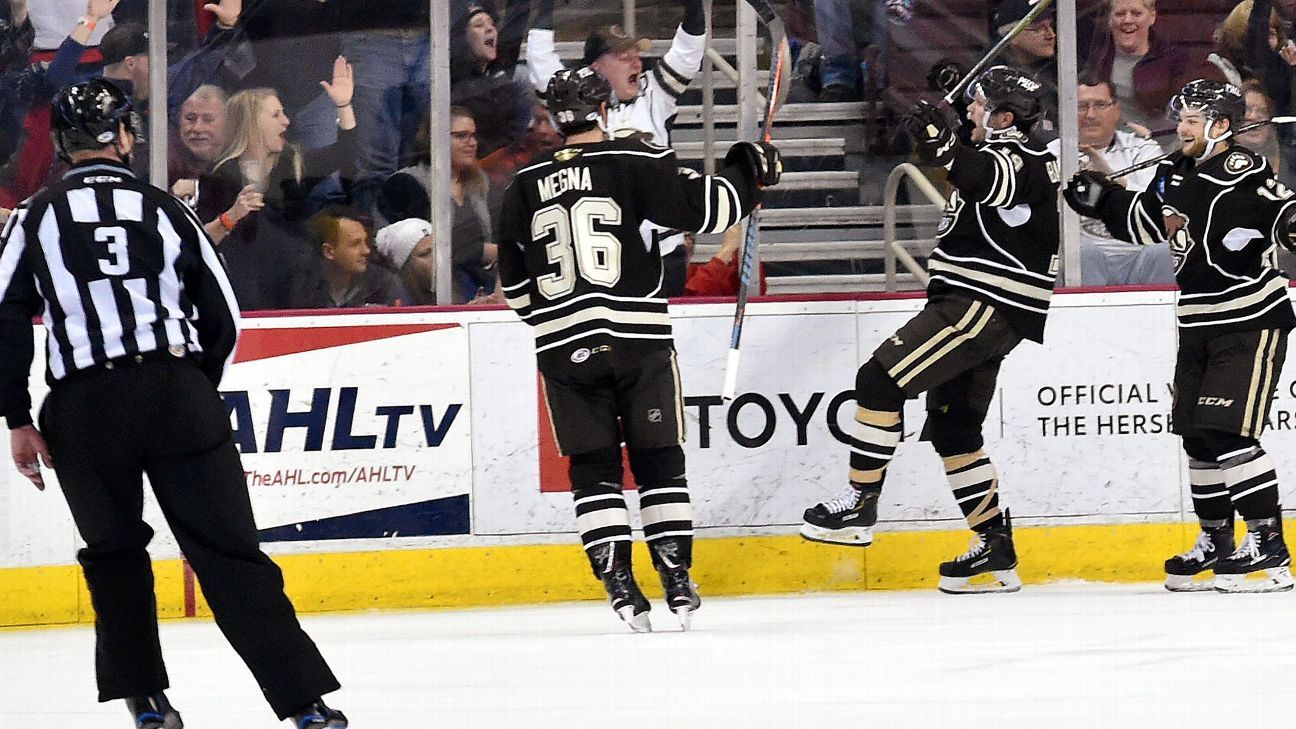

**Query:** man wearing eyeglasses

left=1061, top=74, right=1170, bottom=285
left=993, top=0, right=1057, bottom=128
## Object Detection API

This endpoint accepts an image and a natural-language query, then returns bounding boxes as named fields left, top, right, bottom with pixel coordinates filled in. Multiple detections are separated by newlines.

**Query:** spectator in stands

left=376, top=217, right=436, bottom=306
left=1240, top=78, right=1283, bottom=172
left=1216, top=0, right=1292, bottom=116
left=994, top=0, right=1058, bottom=127
left=336, top=0, right=429, bottom=212
left=451, top=1, right=532, bottom=158
left=681, top=227, right=768, bottom=297
left=309, top=205, right=406, bottom=308
left=481, top=99, right=563, bottom=229
left=0, top=0, right=125, bottom=202
left=1063, top=74, right=1172, bottom=286
left=0, top=0, right=34, bottom=68
left=193, top=58, right=356, bottom=310
left=110, top=0, right=197, bottom=62
left=1085, top=0, right=1199, bottom=134
left=238, top=0, right=339, bottom=150
left=28, top=0, right=111, bottom=54
left=378, top=107, right=497, bottom=304
left=169, top=84, right=227, bottom=183
left=807, top=0, right=912, bottom=103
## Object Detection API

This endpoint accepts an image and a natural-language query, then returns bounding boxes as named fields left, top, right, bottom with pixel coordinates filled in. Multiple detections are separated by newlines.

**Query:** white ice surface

left=3, top=583, right=1293, bottom=728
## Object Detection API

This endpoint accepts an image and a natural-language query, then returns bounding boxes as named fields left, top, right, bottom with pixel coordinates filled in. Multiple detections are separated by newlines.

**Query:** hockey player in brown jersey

left=497, top=67, right=780, bottom=630
left=1066, top=79, right=1296, bottom=593
left=800, top=66, right=1061, bottom=594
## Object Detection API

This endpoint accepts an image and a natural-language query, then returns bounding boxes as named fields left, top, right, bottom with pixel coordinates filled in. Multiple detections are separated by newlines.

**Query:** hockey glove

left=1276, top=207, right=1296, bottom=253
left=726, top=140, right=783, bottom=187
left=904, top=100, right=959, bottom=167
left=1063, top=170, right=1120, bottom=219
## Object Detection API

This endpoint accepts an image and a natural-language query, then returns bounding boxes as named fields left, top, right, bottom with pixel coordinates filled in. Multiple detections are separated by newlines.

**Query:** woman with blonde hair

left=192, top=56, right=358, bottom=311
left=1213, top=0, right=1293, bottom=117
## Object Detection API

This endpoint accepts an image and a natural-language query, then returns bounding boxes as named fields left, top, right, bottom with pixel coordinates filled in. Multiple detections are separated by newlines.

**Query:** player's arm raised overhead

left=1064, top=166, right=1168, bottom=247
left=0, top=206, right=40, bottom=429
left=906, top=100, right=1054, bottom=209
left=496, top=180, right=536, bottom=321
left=639, top=140, right=781, bottom=236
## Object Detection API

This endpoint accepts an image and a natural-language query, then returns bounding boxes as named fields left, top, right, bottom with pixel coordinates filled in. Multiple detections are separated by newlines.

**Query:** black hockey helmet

left=1169, top=79, right=1245, bottom=125
left=51, top=78, right=142, bottom=162
left=545, top=66, right=612, bottom=134
left=964, top=65, right=1043, bottom=130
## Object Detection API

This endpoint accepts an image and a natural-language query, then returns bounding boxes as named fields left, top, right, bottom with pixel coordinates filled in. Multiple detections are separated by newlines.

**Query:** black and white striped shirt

left=0, top=159, right=241, bottom=429
left=1097, top=146, right=1296, bottom=336
left=497, top=137, right=758, bottom=360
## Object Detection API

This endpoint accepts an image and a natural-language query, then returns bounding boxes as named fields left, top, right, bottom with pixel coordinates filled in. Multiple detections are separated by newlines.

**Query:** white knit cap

left=375, top=218, right=433, bottom=270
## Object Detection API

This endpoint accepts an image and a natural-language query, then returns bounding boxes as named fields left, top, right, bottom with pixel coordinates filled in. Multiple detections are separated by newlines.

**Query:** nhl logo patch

left=1224, top=152, right=1253, bottom=174
left=554, top=148, right=582, bottom=162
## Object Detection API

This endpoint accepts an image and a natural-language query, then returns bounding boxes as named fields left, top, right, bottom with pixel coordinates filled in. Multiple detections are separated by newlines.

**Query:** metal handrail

left=883, top=163, right=943, bottom=292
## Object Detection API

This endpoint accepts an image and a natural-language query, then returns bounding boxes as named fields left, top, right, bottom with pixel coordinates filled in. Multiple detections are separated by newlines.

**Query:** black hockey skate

left=1214, top=519, right=1294, bottom=594
left=291, top=699, right=348, bottom=728
left=590, top=543, right=652, bottom=632
left=651, top=538, right=701, bottom=630
left=800, top=485, right=880, bottom=546
left=938, top=516, right=1022, bottom=594
left=125, top=693, right=182, bottom=729
left=1164, top=524, right=1233, bottom=592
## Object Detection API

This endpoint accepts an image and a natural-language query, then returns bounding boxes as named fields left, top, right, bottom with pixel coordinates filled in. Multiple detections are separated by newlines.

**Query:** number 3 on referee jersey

left=94, top=226, right=130, bottom=276
left=531, top=197, right=623, bottom=299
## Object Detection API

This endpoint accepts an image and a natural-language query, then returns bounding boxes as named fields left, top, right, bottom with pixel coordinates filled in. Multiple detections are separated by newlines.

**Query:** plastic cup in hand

left=239, top=160, right=267, bottom=193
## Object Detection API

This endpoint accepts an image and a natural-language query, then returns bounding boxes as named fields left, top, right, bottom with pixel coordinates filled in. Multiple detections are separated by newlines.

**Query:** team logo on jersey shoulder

left=1162, top=205, right=1194, bottom=274
left=1224, top=151, right=1254, bottom=175
left=554, top=147, right=583, bottom=162
left=937, top=190, right=964, bottom=237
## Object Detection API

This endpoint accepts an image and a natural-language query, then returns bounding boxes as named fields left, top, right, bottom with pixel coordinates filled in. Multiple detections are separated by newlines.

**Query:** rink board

left=5, top=290, right=1296, bottom=626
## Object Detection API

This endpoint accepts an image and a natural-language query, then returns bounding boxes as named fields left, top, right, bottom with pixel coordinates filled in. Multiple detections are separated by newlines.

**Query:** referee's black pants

left=40, top=357, right=339, bottom=719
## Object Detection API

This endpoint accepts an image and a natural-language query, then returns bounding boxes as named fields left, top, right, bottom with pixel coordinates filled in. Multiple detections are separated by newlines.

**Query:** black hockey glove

left=1277, top=207, right=1296, bottom=253
left=726, top=140, right=783, bottom=187
left=903, top=99, right=959, bottom=166
left=1063, top=170, right=1120, bottom=219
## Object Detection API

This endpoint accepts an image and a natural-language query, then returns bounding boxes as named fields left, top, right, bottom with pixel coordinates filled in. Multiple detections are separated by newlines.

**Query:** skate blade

left=799, top=522, right=874, bottom=547
left=1214, top=567, right=1295, bottom=594
left=1164, top=573, right=1216, bottom=592
left=938, top=569, right=1022, bottom=594
left=673, top=606, right=694, bottom=631
left=616, top=605, right=653, bottom=633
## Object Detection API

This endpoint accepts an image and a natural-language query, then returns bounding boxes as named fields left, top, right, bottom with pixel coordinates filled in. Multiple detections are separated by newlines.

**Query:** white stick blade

left=722, top=348, right=742, bottom=400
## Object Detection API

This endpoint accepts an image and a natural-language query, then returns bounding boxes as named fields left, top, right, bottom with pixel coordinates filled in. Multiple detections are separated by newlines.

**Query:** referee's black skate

left=1164, top=523, right=1233, bottom=592
left=125, top=693, right=182, bottom=729
left=1214, top=518, right=1294, bottom=593
left=590, top=543, right=652, bottom=632
left=290, top=699, right=348, bottom=728
left=800, top=485, right=880, bottom=546
left=651, top=538, right=700, bottom=630
left=938, top=515, right=1022, bottom=594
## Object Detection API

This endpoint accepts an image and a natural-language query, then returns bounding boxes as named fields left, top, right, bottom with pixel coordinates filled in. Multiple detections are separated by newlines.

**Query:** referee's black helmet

left=51, top=78, right=143, bottom=161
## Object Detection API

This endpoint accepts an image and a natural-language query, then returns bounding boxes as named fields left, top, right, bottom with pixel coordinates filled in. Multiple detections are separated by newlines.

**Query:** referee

left=0, top=80, right=347, bottom=729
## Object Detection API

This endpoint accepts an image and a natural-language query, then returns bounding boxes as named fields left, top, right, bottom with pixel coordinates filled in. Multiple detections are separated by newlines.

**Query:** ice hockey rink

left=4, top=582, right=1292, bottom=728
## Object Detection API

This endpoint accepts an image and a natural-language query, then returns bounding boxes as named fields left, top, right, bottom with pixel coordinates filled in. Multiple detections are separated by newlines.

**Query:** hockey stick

left=942, top=0, right=1055, bottom=105
left=1107, top=116, right=1296, bottom=180
left=722, top=0, right=791, bottom=401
